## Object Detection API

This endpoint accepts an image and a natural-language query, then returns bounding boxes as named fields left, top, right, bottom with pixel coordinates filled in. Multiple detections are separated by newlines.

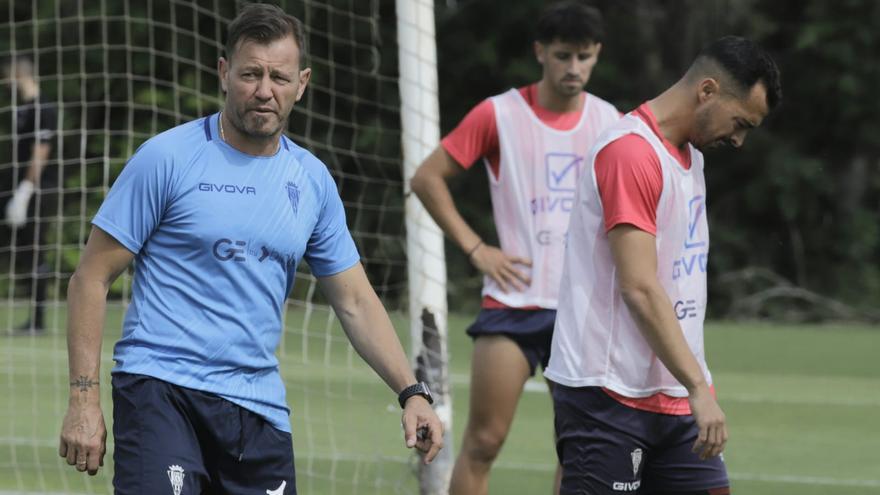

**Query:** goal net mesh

left=0, top=1, right=418, bottom=493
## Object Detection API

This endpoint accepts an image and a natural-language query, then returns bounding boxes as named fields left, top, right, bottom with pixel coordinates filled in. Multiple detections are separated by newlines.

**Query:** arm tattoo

left=70, top=376, right=100, bottom=392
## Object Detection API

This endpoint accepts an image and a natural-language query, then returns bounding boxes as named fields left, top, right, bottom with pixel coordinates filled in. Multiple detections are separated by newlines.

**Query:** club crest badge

left=631, top=448, right=643, bottom=478
left=286, top=181, right=300, bottom=216
left=167, top=465, right=185, bottom=495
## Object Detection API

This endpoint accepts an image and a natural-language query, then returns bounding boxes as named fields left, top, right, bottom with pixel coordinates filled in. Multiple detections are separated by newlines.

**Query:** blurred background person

left=2, top=56, right=57, bottom=334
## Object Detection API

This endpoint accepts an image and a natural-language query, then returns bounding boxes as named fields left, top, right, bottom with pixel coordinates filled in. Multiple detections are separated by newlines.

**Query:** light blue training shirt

left=93, top=113, right=360, bottom=433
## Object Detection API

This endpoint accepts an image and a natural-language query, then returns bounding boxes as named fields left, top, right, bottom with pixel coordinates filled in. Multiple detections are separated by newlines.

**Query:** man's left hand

left=401, top=396, right=444, bottom=464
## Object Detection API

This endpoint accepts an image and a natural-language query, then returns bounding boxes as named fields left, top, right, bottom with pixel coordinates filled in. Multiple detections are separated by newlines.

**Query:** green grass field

left=2, top=303, right=879, bottom=494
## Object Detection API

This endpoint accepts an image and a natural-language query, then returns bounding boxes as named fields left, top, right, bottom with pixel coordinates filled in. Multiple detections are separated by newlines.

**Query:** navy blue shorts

left=466, top=308, right=556, bottom=376
left=112, top=373, right=296, bottom=495
left=553, top=385, right=729, bottom=494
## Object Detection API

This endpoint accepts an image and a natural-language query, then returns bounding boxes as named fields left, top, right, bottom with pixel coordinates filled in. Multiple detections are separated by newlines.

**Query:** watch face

left=419, top=382, right=434, bottom=402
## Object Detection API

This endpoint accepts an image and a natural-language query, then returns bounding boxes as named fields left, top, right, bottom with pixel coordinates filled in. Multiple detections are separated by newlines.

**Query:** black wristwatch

left=398, top=382, right=434, bottom=408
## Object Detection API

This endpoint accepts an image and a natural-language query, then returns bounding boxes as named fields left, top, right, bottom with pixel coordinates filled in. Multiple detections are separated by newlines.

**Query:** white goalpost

left=0, top=0, right=451, bottom=494
left=396, top=0, right=454, bottom=494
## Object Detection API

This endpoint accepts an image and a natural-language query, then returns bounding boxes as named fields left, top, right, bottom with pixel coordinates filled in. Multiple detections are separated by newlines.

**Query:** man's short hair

left=691, top=35, right=782, bottom=110
left=535, top=1, right=604, bottom=45
left=225, top=3, right=307, bottom=64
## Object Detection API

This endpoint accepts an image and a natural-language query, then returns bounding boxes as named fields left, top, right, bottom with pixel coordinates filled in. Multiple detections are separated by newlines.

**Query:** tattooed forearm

left=70, top=376, right=99, bottom=392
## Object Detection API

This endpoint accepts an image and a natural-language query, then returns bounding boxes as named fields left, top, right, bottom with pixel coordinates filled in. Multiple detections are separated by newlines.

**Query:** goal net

left=0, top=1, right=449, bottom=494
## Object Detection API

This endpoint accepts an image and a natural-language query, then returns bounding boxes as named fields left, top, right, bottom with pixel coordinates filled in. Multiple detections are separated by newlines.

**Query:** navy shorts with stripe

left=466, top=308, right=556, bottom=376
left=553, top=385, right=729, bottom=494
left=112, top=373, right=296, bottom=495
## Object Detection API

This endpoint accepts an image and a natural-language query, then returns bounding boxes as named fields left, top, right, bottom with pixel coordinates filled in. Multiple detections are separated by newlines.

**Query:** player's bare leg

left=449, top=335, right=531, bottom=495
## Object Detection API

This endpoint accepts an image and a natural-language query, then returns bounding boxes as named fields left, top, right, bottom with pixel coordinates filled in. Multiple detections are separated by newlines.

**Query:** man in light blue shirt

left=58, top=4, right=442, bottom=493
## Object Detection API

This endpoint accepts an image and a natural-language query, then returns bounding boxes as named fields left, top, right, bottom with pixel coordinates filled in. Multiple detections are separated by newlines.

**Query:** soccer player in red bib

left=545, top=36, right=781, bottom=494
left=411, top=2, right=619, bottom=493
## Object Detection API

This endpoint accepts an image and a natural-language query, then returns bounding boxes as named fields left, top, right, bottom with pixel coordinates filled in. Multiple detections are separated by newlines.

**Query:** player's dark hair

left=225, top=3, right=307, bottom=65
left=535, top=1, right=604, bottom=45
left=692, top=35, right=782, bottom=110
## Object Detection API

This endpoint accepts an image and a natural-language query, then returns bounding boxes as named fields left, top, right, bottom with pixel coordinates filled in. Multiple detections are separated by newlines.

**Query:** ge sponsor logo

left=674, top=299, right=698, bottom=320
left=213, top=238, right=246, bottom=262
left=536, top=230, right=568, bottom=246
left=198, top=182, right=256, bottom=195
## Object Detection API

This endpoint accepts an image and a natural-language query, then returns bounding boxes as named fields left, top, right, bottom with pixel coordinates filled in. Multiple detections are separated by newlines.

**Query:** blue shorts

left=112, top=373, right=296, bottom=495
left=553, top=385, right=729, bottom=494
left=466, top=308, right=556, bottom=376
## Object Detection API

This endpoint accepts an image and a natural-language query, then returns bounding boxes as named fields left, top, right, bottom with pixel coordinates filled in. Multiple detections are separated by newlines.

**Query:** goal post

left=396, top=1, right=454, bottom=494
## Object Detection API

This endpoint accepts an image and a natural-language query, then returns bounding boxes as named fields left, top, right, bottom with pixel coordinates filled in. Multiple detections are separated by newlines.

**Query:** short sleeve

left=594, top=134, right=663, bottom=235
left=92, top=142, right=172, bottom=254
left=304, top=171, right=361, bottom=277
left=440, top=98, right=498, bottom=170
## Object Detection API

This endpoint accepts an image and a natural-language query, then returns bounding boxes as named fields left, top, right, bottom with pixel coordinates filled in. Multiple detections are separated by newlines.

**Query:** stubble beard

left=230, top=107, right=289, bottom=140
left=557, top=79, right=583, bottom=99
left=692, top=109, right=714, bottom=151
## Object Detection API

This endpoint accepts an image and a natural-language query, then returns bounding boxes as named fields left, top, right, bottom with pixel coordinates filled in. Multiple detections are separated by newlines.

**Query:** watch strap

left=398, top=382, right=433, bottom=408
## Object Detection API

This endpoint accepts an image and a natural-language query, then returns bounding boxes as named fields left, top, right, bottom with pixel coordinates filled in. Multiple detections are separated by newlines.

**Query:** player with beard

left=58, top=4, right=443, bottom=492
left=545, top=36, right=781, bottom=494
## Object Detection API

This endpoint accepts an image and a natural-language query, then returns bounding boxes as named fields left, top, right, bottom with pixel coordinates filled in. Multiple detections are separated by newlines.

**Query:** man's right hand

left=688, top=384, right=727, bottom=460
left=59, top=402, right=107, bottom=475
left=469, top=243, right=532, bottom=292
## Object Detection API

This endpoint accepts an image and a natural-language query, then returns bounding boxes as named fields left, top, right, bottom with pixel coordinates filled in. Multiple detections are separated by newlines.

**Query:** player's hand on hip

left=5, top=179, right=34, bottom=229
left=59, top=402, right=107, bottom=475
left=401, top=396, right=444, bottom=464
left=688, top=385, right=728, bottom=460
left=470, top=244, right=531, bottom=292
